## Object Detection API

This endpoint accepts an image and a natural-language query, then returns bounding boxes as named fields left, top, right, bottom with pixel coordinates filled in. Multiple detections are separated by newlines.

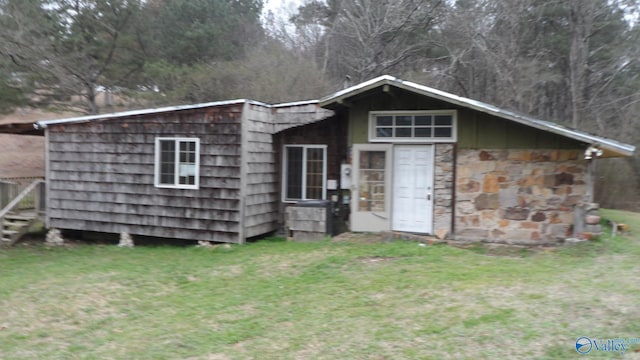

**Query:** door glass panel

left=358, top=151, right=386, bottom=212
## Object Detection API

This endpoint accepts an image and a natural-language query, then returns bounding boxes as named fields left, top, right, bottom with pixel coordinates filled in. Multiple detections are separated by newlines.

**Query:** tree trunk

left=568, top=1, right=594, bottom=129
left=86, top=85, right=99, bottom=115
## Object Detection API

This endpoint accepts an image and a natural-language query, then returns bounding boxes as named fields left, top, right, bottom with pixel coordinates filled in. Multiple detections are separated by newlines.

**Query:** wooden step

left=4, top=214, right=36, bottom=221
left=3, top=219, right=29, bottom=226
left=2, top=229, right=19, bottom=236
left=4, top=217, right=29, bottom=224
left=1, top=225, right=30, bottom=246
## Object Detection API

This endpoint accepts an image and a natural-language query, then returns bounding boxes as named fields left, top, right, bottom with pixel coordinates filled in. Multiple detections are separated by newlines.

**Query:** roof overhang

left=31, top=99, right=322, bottom=131
left=319, top=75, right=635, bottom=158
left=0, top=122, right=44, bottom=135
left=33, top=99, right=258, bottom=130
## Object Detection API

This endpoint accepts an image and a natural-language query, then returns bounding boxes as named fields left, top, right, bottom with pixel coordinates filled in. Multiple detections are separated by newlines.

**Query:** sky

left=263, top=0, right=303, bottom=17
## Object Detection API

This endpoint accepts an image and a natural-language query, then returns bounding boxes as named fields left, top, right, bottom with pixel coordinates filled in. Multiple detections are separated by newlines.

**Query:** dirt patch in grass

left=332, top=232, right=390, bottom=243
left=453, top=242, right=558, bottom=257
left=353, top=255, right=401, bottom=264
left=209, top=264, right=244, bottom=278
left=332, top=231, right=441, bottom=245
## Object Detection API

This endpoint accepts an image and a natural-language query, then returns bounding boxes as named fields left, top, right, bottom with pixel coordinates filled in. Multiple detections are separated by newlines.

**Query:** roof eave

left=34, top=99, right=262, bottom=129
left=34, top=98, right=327, bottom=129
left=272, top=100, right=319, bottom=108
left=396, top=81, right=635, bottom=157
left=319, top=76, right=635, bottom=158
left=319, top=75, right=396, bottom=108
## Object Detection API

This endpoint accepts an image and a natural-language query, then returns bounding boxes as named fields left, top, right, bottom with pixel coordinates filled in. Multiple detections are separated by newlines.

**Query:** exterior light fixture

left=584, top=144, right=603, bottom=160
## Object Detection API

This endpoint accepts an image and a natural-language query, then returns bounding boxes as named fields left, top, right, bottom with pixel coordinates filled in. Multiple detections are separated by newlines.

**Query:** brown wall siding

left=274, top=116, right=347, bottom=227
left=47, top=105, right=245, bottom=243
left=276, top=116, right=348, bottom=182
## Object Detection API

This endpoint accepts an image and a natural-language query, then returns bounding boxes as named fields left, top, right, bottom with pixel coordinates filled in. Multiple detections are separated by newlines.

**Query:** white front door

left=392, top=145, right=434, bottom=234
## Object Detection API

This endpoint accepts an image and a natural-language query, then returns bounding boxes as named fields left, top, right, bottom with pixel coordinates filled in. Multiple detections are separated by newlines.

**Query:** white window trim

left=154, top=137, right=200, bottom=190
left=282, top=144, right=327, bottom=203
left=369, top=110, right=457, bottom=143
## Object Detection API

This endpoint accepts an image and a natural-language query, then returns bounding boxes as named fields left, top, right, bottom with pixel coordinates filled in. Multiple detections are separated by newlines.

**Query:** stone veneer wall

left=455, top=149, right=587, bottom=244
left=433, top=144, right=454, bottom=238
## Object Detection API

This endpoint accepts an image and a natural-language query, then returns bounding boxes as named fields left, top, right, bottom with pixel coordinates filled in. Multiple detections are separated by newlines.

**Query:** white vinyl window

left=370, top=110, right=457, bottom=142
left=154, top=137, right=200, bottom=189
left=283, top=145, right=327, bottom=202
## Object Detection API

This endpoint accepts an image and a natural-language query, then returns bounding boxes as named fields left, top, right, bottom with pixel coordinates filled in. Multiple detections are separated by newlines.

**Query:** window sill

left=154, top=184, right=200, bottom=190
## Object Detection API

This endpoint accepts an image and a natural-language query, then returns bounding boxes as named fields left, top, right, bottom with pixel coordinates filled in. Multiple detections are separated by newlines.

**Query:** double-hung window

left=283, top=145, right=327, bottom=201
left=370, top=110, right=457, bottom=142
left=154, top=137, right=200, bottom=189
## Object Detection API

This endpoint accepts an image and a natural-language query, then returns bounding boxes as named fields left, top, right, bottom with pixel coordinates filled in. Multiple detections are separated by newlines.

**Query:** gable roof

left=320, top=75, right=635, bottom=158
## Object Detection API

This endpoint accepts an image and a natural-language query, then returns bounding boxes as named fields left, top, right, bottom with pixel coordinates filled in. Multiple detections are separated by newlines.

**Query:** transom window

left=283, top=145, right=327, bottom=202
left=154, top=137, right=200, bottom=189
left=370, top=110, right=457, bottom=142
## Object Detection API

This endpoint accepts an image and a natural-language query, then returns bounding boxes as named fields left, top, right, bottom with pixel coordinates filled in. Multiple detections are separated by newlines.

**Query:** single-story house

left=34, top=76, right=635, bottom=244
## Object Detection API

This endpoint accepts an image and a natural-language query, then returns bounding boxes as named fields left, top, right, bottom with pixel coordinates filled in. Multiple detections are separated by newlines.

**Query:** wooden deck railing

left=0, top=179, right=46, bottom=222
left=0, top=177, right=45, bottom=211
left=0, top=180, right=18, bottom=209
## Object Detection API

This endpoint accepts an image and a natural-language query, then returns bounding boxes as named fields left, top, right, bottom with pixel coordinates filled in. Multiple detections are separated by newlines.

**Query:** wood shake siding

left=42, top=100, right=333, bottom=243
left=241, top=103, right=334, bottom=238
left=47, top=105, right=246, bottom=243
left=242, top=103, right=278, bottom=239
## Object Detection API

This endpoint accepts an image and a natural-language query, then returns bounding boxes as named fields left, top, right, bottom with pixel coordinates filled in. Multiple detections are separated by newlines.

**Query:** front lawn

left=1, top=210, right=639, bottom=359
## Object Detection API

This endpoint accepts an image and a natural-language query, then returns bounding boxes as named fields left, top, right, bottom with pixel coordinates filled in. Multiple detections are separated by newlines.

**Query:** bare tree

left=293, top=0, right=446, bottom=82
left=0, top=0, right=144, bottom=114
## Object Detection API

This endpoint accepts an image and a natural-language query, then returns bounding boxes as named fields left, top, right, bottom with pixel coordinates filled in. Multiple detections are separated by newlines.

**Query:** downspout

left=44, top=127, right=50, bottom=227
left=584, top=144, right=603, bottom=203
left=238, top=102, right=249, bottom=244
left=451, top=143, right=457, bottom=238
left=587, top=159, right=595, bottom=203
left=573, top=144, right=603, bottom=238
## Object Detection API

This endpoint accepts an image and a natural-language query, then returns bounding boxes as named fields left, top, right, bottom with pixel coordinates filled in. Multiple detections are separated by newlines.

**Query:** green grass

left=1, top=210, right=640, bottom=359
